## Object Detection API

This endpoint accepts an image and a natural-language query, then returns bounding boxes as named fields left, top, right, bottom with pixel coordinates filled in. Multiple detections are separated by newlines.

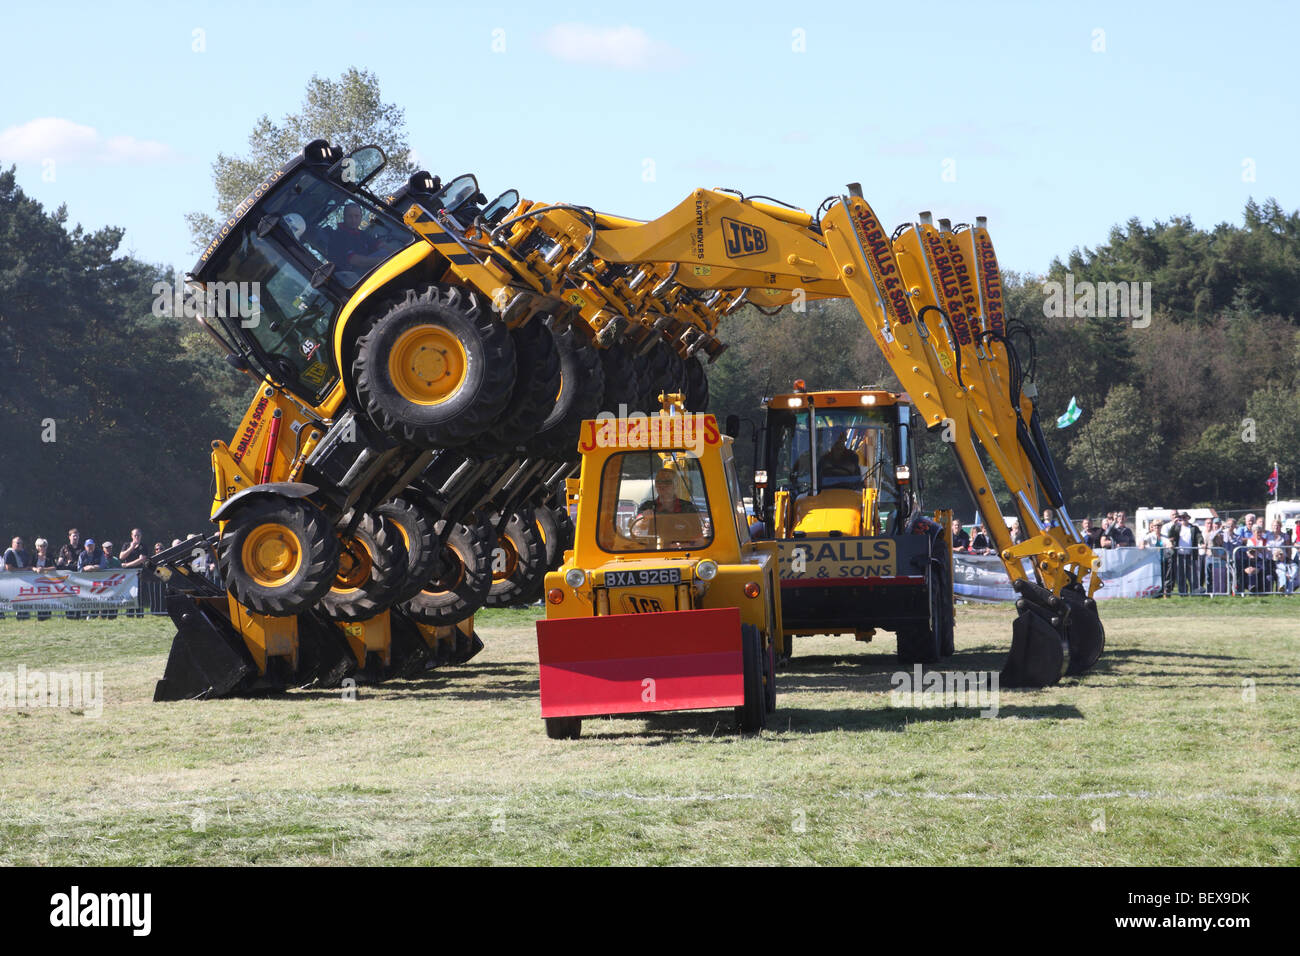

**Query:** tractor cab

left=755, top=385, right=922, bottom=538
left=536, top=405, right=782, bottom=738
left=188, top=141, right=419, bottom=407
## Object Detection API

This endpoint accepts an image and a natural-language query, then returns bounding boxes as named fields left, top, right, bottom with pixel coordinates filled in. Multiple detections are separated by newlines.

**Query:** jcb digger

left=157, top=136, right=1102, bottom=701
left=750, top=384, right=956, bottom=665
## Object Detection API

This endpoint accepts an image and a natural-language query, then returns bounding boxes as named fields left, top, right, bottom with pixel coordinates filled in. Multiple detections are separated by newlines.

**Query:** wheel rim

left=388, top=324, right=468, bottom=405
left=333, top=535, right=373, bottom=593
left=427, top=544, right=467, bottom=593
left=493, top=536, right=519, bottom=582
left=241, top=523, right=304, bottom=588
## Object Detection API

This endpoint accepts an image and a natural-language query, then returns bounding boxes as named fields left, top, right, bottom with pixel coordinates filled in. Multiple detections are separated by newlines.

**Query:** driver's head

left=343, top=203, right=363, bottom=230
left=654, top=467, right=676, bottom=495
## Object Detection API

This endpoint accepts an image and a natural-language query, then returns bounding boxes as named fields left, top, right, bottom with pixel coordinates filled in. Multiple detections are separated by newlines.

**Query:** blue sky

left=1, top=0, right=1295, bottom=274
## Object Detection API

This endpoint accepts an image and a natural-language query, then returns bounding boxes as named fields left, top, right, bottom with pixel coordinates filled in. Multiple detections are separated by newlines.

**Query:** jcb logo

left=622, top=594, right=664, bottom=614
left=722, top=217, right=767, bottom=258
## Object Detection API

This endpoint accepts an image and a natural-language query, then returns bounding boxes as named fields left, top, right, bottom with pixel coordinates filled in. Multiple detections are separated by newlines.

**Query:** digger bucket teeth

left=1061, top=584, right=1105, bottom=675
left=1001, top=579, right=1068, bottom=688
left=153, top=594, right=258, bottom=702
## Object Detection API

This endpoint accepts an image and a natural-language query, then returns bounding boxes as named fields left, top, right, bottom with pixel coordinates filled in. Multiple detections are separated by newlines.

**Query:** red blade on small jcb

left=537, top=607, right=743, bottom=719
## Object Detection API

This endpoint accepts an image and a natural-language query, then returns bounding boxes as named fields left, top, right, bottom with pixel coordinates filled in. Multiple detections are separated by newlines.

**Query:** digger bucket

left=154, top=594, right=257, bottom=701
left=537, top=607, right=743, bottom=719
left=296, top=612, right=358, bottom=689
left=1060, top=583, right=1105, bottom=675
left=1002, top=579, right=1069, bottom=688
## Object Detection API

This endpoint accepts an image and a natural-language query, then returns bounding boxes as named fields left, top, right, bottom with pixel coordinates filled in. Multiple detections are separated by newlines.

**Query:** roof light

left=754, top=470, right=768, bottom=487
left=788, top=397, right=803, bottom=408
left=860, top=394, right=877, bottom=405
left=896, top=466, right=912, bottom=483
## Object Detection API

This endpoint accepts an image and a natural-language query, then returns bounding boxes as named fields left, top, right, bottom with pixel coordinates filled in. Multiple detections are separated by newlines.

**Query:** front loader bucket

left=450, top=628, right=484, bottom=665
left=379, top=609, right=437, bottom=680
left=1061, top=585, right=1105, bottom=675
left=296, top=612, right=357, bottom=689
left=154, top=594, right=257, bottom=701
left=1002, top=579, right=1068, bottom=688
left=537, top=607, right=743, bottom=719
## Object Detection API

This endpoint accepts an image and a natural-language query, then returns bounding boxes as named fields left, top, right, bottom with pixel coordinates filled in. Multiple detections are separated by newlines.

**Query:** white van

left=1266, top=500, right=1300, bottom=535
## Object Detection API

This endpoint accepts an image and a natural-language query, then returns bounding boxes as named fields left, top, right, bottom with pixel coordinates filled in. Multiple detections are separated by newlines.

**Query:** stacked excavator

left=152, top=139, right=1103, bottom=724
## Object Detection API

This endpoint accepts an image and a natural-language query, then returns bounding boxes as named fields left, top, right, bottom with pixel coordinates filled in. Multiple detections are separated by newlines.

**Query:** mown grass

left=0, top=598, right=1295, bottom=865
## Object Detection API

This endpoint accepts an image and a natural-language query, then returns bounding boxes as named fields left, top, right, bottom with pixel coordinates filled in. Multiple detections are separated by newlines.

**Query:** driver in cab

left=630, top=467, right=703, bottom=545
left=330, top=203, right=386, bottom=271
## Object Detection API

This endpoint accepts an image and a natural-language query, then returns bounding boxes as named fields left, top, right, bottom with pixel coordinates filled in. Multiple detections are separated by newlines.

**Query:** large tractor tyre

left=637, top=340, right=687, bottom=411
left=599, top=343, right=642, bottom=415
left=545, top=716, right=582, bottom=740
left=528, top=325, right=605, bottom=458
left=552, top=506, right=576, bottom=552
left=735, top=623, right=767, bottom=733
left=480, top=318, right=561, bottom=452
left=683, top=355, right=710, bottom=412
left=354, top=284, right=516, bottom=449
left=897, top=575, right=944, bottom=665
left=320, top=513, right=409, bottom=622
left=535, top=503, right=564, bottom=570
left=401, top=518, right=494, bottom=625
left=220, top=497, right=340, bottom=617
left=484, top=507, right=549, bottom=608
left=374, top=495, right=441, bottom=603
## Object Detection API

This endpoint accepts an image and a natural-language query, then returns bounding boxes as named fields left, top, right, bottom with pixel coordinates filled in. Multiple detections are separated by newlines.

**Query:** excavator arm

left=484, top=185, right=1104, bottom=685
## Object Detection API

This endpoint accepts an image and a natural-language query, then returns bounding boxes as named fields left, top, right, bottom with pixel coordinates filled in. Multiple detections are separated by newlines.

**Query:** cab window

left=597, top=451, right=713, bottom=553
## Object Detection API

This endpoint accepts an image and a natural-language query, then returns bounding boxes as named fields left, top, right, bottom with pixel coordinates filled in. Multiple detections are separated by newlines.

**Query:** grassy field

left=0, top=599, right=1296, bottom=865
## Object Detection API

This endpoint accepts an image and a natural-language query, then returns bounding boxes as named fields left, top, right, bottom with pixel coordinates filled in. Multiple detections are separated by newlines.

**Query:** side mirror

left=332, top=145, right=387, bottom=187
left=724, top=414, right=741, bottom=438
left=482, top=189, right=520, bottom=226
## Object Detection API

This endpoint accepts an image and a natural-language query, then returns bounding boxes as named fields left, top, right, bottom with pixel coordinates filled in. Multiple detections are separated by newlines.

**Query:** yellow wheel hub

left=388, top=325, right=467, bottom=406
left=241, top=523, right=304, bottom=588
left=334, top=537, right=374, bottom=592
left=494, top=537, right=519, bottom=582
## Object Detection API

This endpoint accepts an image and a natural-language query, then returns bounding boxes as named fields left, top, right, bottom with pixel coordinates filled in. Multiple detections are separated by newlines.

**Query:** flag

left=1266, top=466, right=1278, bottom=496
left=1056, top=396, right=1082, bottom=429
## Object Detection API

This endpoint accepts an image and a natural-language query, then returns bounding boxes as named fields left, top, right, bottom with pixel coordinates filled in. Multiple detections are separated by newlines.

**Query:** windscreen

left=597, top=451, right=713, bottom=553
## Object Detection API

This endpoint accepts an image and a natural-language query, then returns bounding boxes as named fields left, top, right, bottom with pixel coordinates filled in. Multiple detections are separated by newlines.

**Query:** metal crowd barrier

left=1153, top=544, right=1299, bottom=596
left=1229, top=544, right=1299, bottom=596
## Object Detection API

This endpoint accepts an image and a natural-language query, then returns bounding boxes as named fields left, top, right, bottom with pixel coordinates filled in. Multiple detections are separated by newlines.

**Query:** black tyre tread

left=599, top=343, right=642, bottom=415
left=683, top=355, right=710, bottom=412
left=374, top=495, right=441, bottom=603
left=736, top=623, right=766, bottom=732
left=528, top=325, right=605, bottom=458
left=220, top=497, right=340, bottom=617
left=637, top=340, right=687, bottom=411
left=535, top=502, right=564, bottom=570
left=480, top=318, right=561, bottom=452
left=320, top=513, right=408, bottom=622
left=353, top=284, right=516, bottom=448
left=401, top=517, right=493, bottom=625
left=484, top=507, right=549, bottom=608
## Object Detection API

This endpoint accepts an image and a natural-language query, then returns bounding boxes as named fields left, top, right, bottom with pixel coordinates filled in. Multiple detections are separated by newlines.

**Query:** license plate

left=604, top=567, right=682, bottom=587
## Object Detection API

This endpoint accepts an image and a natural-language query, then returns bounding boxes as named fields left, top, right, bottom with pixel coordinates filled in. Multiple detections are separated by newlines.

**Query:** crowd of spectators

left=949, top=509, right=1296, bottom=595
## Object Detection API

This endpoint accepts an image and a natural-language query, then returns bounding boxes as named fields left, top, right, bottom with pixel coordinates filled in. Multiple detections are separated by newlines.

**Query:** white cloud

left=539, top=23, right=682, bottom=70
left=0, top=117, right=177, bottom=165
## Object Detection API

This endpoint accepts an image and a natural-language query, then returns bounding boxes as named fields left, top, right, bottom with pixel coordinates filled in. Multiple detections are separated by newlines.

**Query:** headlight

left=696, top=559, right=719, bottom=581
left=564, top=567, right=587, bottom=588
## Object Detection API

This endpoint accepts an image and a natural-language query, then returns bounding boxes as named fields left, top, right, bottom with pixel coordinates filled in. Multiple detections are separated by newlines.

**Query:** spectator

left=119, top=529, right=149, bottom=569
left=1166, top=512, right=1202, bottom=595
left=99, top=541, right=122, bottom=569
left=1110, top=511, right=1136, bottom=548
left=76, top=538, right=102, bottom=571
left=1265, top=518, right=1288, bottom=547
left=1041, top=508, right=1058, bottom=529
left=1008, top=517, right=1026, bottom=545
left=970, top=523, right=993, bottom=554
left=1237, top=524, right=1271, bottom=594
left=1080, top=518, right=1102, bottom=549
left=3, top=537, right=30, bottom=571
left=56, top=528, right=82, bottom=570
left=153, top=542, right=164, bottom=555
left=1098, top=532, right=1116, bottom=550
left=1203, top=519, right=1229, bottom=593
left=950, top=519, right=970, bottom=552
left=1238, top=515, right=1257, bottom=543
left=31, top=539, right=53, bottom=571
left=1100, top=515, right=1114, bottom=541
left=1140, top=519, right=1162, bottom=549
